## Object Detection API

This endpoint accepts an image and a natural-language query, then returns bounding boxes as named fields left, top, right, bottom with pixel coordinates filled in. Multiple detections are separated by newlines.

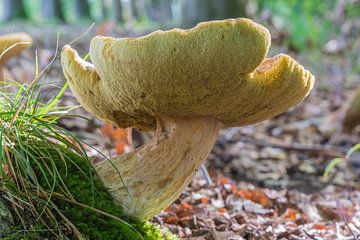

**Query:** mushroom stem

left=93, top=117, right=222, bottom=220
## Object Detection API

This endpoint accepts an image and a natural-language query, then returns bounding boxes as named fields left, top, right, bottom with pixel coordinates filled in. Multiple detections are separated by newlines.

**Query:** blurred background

left=0, top=0, right=359, bottom=54
left=1, top=0, right=360, bottom=238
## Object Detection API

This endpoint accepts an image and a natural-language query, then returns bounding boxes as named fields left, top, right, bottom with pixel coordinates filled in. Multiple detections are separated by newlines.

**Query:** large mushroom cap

left=61, top=18, right=315, bottom=220
left=0, top=33, right=33, bottom=66
left=62, top=18, right=314, bottom=130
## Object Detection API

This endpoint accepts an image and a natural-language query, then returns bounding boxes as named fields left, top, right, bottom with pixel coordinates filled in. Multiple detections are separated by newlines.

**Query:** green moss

left=6, top=145, right=176, bottom=240
left=3, top=224, right=62, bottom=240
left=43, top=147, right=172, bottom=240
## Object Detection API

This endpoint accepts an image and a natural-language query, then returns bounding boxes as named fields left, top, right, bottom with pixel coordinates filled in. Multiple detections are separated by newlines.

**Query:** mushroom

left=61, top=18, right=314, bottom=220
left=0, top=33, right=32, bottom=81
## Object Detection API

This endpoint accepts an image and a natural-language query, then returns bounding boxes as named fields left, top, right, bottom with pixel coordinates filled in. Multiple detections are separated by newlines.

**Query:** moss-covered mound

left=3, top=144, right=173, bottom=240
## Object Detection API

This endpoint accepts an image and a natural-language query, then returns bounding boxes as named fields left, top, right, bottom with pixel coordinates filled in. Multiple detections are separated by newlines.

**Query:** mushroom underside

left=93, top=117, right=222, bottom=220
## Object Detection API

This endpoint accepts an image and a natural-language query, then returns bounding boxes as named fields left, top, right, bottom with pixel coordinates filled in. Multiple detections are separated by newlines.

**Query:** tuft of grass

left=323, top=143, right=360, bottom=180
left=0, top=58, right=173, bottom=239
left=0, top=77, right=84, bottom=238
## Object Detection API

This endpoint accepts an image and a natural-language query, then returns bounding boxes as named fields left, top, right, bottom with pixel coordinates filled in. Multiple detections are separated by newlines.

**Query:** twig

left=52, top=192, right=144, bottom=240
left=336, top=222, right=343, bottom=240
left=200, top=164, right=213, bottom=186
left=235, top=132, right=345, bottom=158
left=50, top=201, right=85, bottom=240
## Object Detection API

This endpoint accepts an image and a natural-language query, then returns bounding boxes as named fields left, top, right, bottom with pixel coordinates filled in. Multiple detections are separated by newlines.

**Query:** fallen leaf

left=312, top=223, right=328, bottom=230
left=163, top=215, right=179, bottom=225
left=336, top=199, right=354, bottom=222
left=251, top=189, right=270, bottom=207
left=115, top=142, right=125, bottom=155
left=112, top=128, right=128, bottom=143
left=101, top=123, right=113, bottom=138
left=219, top=176, right=230, bottom=185
left=284, top=208, right=299, bottom=222
left=179, top=202, right=193, bottom=211
left=199, top=197, right=209, bottom=204
left=237, top=189, right=252, bottom=200
left=218, top=208, right=226, bottom=213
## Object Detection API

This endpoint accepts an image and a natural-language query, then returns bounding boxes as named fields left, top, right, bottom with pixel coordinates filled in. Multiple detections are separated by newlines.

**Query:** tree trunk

left=147, top=0, right=172, bottom=23
left=113, top=0, right=123, bottom=23
left=211, top=0, right=247, bottom=19
left=130, top=0, right=149, bottom=21
left=180, top=0, right=249, bottom=27
left=181, top=0, right=210, bottom=27
left=75, top=0, right=91, bottom=20
left=2, top=0, right=27, bottom=21
left=130, top=0, right=139, bottom=19
left=41, top=0, right=65, bottom=21
left=100, top=0, right=111, bottom=20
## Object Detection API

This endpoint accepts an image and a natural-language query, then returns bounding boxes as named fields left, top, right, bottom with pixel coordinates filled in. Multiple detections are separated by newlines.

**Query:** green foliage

left=0, top=78, right=83, bottom=239
left=323, top=143, right=360, bottom=180
left=0, top=75, right=172, bottom=238
left=23, top=0, right=41, bottom=22
left=345, top=143, right=360, bottom=159
left=323, top=157, right=342, bottom=179
left=258, top=0, right=337, bottom=51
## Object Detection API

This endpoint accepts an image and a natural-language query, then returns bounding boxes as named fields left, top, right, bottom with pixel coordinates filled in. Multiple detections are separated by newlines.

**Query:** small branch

left=200, top=164, right=213, bottom=186
left=231, top=132, right=345, bottom=158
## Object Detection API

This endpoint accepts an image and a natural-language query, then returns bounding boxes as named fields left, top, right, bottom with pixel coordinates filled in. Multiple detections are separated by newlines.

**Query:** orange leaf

left=102, top=124, right=131, bottom=145
left=112, top=128, right=128, bottom=143
left=285, top=208, right=298, bottom=222
left=199, top=197, right=209, bottom=204
left=251, top=189, right=270, bottom=207
left=218, top=208, right=226, bottom=213
left=312, top=224, right=328, bottom=230
left=101, top=124, right=114, bottom=138
left=179, top=202, right=193, bottom=211
left=163, top=215, right=179, bottom=225
left=231, top=185, right=238, bottom=193
left=115, top=142, right=125, bottom=155
left=177, top=202, right=194, bottom=219
left=165, top=205, right=178, bottom=213
left=219, top=176, right=230, bottom=185
left=237, top=189, right=253, bottom=200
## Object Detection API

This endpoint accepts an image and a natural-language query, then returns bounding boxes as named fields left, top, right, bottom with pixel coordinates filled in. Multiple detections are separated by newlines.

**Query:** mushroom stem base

left=93, top=117, right=221, bottom=220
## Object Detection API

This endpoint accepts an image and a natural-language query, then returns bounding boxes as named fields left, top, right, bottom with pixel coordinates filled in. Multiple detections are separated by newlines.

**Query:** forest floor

left=1, top=23, right=360, bottom=239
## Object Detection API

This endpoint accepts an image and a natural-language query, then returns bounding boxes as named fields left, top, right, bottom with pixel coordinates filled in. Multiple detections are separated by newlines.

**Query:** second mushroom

left=61, top=18, right=315, bottom=221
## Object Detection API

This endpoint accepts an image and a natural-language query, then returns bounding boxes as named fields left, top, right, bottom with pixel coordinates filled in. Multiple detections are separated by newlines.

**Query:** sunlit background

left=0, top=0, right=359, bottom=53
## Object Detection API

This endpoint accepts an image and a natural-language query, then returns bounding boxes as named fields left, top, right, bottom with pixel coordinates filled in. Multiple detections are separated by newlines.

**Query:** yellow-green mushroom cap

left=0, top=33, right=32, bottom=66
left=61, top=18, right=314, bottom=131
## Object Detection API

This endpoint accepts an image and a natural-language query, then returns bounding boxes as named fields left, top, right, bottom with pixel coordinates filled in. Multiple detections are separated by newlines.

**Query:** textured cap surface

left=0, top=33, right=32, bottom=66
left=62, top=18, right=314, bottom=130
